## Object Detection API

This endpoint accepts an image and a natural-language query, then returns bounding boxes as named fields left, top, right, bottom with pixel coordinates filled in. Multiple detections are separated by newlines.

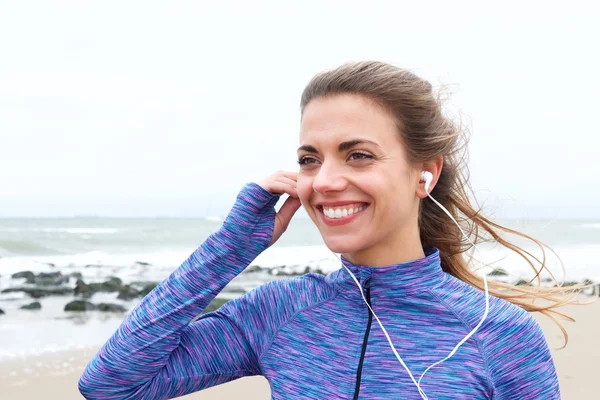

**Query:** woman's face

left=298, top=93, right=423, bottom=260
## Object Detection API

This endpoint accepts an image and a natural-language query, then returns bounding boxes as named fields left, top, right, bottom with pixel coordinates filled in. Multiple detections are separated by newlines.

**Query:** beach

left=1, top=298, right=598, bottom=399
left=1, top=217, right=599, bottom=398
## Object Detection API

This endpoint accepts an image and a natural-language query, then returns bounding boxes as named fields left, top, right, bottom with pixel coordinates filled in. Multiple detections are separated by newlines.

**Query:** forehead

left=299, top=93, right=399, bottom=146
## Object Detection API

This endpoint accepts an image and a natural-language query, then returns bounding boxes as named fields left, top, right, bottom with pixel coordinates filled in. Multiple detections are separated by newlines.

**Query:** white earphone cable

left=416, top=186, right=490, bottom=389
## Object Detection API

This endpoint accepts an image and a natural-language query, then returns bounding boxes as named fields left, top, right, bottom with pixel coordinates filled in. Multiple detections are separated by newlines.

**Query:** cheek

left=358, top=173, right=404, bottom=212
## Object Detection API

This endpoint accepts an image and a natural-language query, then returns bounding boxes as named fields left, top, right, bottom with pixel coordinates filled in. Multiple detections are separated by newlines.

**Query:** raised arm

left=78, top=182, right=281, bottom=400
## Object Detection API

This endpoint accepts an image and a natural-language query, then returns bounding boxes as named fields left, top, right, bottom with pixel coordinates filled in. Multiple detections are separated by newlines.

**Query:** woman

left=78, top=61, right=577, bottom=399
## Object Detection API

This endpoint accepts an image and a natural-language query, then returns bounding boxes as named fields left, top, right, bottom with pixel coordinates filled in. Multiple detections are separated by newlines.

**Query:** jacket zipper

left=352, top=279, right=372, bottom=400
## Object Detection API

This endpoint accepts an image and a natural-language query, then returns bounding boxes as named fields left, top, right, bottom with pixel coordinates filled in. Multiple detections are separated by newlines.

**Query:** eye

left=297, top=156, right=318, bottom=166
left=348, top=151, right=374, bottom=161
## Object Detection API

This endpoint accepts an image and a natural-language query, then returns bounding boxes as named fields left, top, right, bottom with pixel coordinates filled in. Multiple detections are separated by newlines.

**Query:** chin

left=321, top=235, right=366, bottom=255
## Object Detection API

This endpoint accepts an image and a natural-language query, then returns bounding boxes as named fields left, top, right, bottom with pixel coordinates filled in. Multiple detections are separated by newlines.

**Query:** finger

left=276, top=196, right=301, bottom=230
left=265, top=181, right=298, bottom=198
left=275, top=170, right=298, bottom=182
left=277, top=175, right=297, bottom=189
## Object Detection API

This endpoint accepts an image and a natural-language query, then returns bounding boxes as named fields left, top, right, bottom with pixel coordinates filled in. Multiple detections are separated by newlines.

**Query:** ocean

left=0, top=216, right=598, bottom=362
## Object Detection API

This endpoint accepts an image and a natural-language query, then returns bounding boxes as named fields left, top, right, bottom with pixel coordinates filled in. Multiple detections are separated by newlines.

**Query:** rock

left=270, top=270, right=303, bottom=277
left=102, top=277, right=123, bottom=291
left=35, top=272, right=68, bottom=286
left=87, top=283, right=106, bottom=293
left=514, top=279, right=531, bottom=286
left=117, top=285, right=140, bottom=300
left=139, top=282, right=158, bottom=297
left=489, top=269, right=508, bottom=276
left=0, top=308, right=4, bottom=315
left=20, top=301, right=42, bottom=310
left=68, top=272, right=83, bottom=280
left=65, top=300, right=97, bottom=311
left=1, top=287, right=73, bottom=298
left=202, top=298, right=229, bottom=314
left=303, top=266, right=325, bottom=275
left=97, top=303, right=127, bottom=312
left=74, top=279, right=93, bottom=298
left=134, top=261, right=151, bottom=266
left=560, top=281, right=579, bottom=287
left=74, top=277, right=123, bottom=297
left=266, top=264, right=324, bottom=277
left=246, top=265, right=263, bottom=273
left=64, top=300, right=126, bottom=312
left=11, top=271, right=35, bottom=281
left=11, top=271, right=69, bottom=286
left=38, top=272, right=62, bottom=279
left=130, top=280, right=159, bottom=289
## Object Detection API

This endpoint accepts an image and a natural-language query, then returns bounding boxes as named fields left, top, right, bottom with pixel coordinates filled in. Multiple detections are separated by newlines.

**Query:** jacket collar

left=330, top=247, right=446, bottom=293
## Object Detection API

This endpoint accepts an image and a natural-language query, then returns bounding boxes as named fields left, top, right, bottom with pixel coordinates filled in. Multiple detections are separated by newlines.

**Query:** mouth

left=315, top=202, right=370, bottom=226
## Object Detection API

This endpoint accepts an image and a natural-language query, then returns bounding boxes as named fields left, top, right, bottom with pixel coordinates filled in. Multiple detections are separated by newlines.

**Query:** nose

left=312, top=161, right=348, bottom=194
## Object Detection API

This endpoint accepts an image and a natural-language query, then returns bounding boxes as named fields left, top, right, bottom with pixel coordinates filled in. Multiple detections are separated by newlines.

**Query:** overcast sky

left=1, top=1, right=598, bottom=219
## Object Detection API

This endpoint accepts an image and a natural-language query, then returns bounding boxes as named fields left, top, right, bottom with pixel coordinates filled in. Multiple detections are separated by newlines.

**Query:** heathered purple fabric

left=78, top=182, right=560, bottom=399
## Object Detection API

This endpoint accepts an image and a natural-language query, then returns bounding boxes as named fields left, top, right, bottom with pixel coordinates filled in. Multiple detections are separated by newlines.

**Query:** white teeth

left=322, top=204, right=366, bottom=219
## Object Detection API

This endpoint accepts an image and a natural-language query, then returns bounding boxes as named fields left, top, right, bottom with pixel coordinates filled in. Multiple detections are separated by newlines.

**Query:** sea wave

left=0, top=239, right=65, bottom=257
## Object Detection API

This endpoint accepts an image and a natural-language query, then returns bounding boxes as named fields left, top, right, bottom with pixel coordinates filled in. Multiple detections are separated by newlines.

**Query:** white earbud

left=421, top=171, right=433, bottom=192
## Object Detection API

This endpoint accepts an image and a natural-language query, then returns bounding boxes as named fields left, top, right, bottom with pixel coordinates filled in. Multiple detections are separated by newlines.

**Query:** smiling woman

left=78, top=61, right=588, bottom=400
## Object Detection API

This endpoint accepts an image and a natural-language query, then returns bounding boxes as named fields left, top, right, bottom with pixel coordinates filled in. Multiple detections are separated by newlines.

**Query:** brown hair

left=300, top=60, right=594, bottom=347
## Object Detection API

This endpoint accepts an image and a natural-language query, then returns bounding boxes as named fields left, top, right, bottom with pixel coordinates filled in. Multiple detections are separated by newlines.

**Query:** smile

left=316, top=203, right=370, bottom=226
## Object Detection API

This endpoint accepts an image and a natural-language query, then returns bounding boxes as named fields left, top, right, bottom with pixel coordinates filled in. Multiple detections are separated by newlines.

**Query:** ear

left=416, top=155, right=443, bottom=199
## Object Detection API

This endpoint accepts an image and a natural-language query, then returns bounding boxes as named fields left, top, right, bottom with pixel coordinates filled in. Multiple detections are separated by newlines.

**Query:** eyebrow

left=297, top=139, right=380, bottom=154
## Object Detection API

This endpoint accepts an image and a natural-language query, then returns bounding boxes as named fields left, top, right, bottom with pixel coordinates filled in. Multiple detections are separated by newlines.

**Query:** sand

left=1, top=298, right=598, bottom=399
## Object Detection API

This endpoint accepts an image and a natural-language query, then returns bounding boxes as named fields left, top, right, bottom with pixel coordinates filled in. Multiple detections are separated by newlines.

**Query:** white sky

left=1, top=1, right=598, bottom=219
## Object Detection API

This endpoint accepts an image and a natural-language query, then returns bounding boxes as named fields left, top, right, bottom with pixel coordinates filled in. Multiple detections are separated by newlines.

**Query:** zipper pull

left=359, top=269, right=372, bottom=289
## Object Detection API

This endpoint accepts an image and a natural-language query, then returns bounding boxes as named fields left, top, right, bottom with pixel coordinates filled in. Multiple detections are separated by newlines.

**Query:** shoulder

left=433, top=275, right=551, bottom=369
left=434, top=274, right=559, bottom=397
left=442, top=276, right=546, bottom=349
left=433, top=273, right=537, bottom=335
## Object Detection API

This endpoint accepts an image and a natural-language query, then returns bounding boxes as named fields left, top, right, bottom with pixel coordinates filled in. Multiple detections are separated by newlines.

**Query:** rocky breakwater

left=0, top=269, right=239, bottom=316
left=0, top=261, right=331, bottom=316
left=486, top=268, right=599, bottom=295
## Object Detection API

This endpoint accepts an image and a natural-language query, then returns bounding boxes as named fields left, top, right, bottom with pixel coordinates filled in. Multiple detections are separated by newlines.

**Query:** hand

left=257, top=171, right=301, bottom=247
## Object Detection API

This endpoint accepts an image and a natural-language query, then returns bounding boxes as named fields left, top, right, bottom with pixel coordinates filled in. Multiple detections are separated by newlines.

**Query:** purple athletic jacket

left=78, top=182, right=560, bottom=399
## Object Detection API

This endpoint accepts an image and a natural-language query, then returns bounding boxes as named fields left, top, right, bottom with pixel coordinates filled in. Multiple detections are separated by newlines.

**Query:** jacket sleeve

left=78, top=182, right=280, bottom=400
left=485, top=302, right=561, bottom=399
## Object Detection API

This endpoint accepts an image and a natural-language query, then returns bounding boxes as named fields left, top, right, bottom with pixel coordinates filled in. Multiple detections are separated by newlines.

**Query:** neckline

left=332, top=246, right=446, bottom=292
